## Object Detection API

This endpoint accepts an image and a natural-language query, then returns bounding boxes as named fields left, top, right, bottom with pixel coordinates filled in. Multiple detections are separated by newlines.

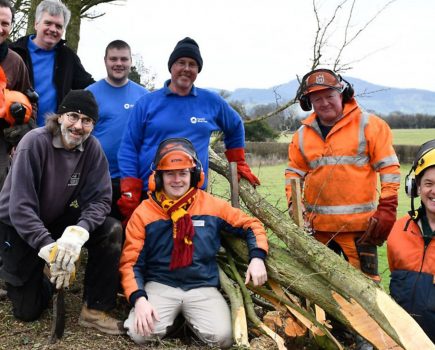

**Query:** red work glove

left=117, top=177, right=143, bottom=225
left=224, top=148, right=260, bottom=187
left=358, top=195, right=398, bottom=246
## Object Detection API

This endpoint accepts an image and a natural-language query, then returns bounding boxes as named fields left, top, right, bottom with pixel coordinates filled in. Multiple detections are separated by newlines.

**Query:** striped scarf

left=156, top=188, right=197, bottom=270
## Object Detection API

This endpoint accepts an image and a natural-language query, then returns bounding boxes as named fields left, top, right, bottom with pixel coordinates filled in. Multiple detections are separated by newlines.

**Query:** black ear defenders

left=296, top=69, right=354, bottom=111
left=404, top=170, right=418, bottom=198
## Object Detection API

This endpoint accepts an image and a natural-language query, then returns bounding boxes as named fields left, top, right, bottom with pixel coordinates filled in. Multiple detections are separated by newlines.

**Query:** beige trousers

left=124, top=281, right=233, bottom=348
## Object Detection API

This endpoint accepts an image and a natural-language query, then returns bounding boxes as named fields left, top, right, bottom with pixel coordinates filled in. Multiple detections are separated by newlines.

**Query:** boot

left=78, top=304, right=126, bottom=335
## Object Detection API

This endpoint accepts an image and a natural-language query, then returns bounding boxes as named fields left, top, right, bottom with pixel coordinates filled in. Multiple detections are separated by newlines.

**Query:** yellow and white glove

left=38, top=242, right=57, bottom=264
left=49, top=264, right=76, bottom=289
left=55, top=226, right=89, bottom=272
left=38, top=242, right=75, bottom=289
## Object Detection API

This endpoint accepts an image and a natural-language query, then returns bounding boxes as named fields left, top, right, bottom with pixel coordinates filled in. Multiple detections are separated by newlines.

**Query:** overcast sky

left=78, top=0, right=435, bottom=92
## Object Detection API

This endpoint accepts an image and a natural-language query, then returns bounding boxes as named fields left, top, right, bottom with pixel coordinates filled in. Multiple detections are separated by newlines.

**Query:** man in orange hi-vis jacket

left=285, top=68, right=400, bottom=284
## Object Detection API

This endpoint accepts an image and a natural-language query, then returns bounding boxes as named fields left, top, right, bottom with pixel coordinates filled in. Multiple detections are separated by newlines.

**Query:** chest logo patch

left=190, top=116, right=207, bottom=124
left=68, top=173, right=80, bottom=187
left=192, top=220, right=205, bottom=227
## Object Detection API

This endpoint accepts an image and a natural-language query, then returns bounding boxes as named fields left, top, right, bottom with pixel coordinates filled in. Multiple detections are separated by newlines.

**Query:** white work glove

left=38, top=242, right=57, bottom=264
left=55, top=226, right=89, bottom=272
left=50, top=264, right=76, bottom=289
left=38, top=242, right=76, bottom=289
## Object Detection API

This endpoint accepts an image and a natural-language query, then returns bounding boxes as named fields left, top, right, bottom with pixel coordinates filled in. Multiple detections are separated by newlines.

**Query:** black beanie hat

left=168, top=37, right=203, bottom=73
left=57, top=90, right=99, bottom=122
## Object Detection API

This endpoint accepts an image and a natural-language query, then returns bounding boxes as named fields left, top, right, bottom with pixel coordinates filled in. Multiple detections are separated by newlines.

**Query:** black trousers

left=0, top=213, right=122, bottom=322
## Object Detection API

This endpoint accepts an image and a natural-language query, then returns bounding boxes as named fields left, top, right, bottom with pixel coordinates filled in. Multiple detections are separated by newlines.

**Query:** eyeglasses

left=65, top=112, right=94, bottom=127
left=174, top=60, right=199, bottom=70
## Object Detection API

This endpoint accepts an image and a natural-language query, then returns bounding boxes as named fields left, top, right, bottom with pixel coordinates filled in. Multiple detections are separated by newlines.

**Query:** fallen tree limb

left=219, top=267, right=250, bottom=348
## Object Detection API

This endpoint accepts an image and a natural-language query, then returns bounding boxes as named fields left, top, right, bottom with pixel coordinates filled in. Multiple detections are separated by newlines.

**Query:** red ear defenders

left=296, top=69, right=354, bottom=111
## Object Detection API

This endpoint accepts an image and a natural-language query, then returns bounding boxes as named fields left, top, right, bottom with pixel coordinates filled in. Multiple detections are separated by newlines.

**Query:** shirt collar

left=163, top=79, right=197, bottom=96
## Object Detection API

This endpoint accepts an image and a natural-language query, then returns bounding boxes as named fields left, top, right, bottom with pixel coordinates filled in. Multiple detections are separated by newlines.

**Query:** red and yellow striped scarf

left=156, top=188, right=197, bottom=270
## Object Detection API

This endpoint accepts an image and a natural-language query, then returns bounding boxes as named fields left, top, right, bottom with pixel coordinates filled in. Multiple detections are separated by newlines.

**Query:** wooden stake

left=290, top=178, right=303, bottom=228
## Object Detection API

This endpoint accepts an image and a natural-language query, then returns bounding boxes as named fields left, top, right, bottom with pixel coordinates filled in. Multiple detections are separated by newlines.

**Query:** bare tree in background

left=131, top=53, right=157, bottom=91
left=11, top=0, right=125, bottom=52
left=243, top=0, right=397, bottom=129
left=310, top=0, right=397, bottom=74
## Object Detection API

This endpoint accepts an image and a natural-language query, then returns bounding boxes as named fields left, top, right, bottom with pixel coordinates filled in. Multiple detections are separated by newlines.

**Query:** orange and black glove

left=117, top=177, right=143, bottom=225
left=224, top=148, right=260, bottom=187
left=358, top=195, right=398, bottom=246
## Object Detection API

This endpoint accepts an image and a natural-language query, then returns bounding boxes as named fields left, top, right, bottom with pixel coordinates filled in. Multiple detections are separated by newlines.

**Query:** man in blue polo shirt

left=87, top=40, right=148, bottom=220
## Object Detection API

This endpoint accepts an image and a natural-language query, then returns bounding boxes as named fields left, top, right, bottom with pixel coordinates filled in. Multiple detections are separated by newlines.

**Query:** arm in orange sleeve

left=209, top=194, right=268, bottom=255
left=119, top=206, right=148, bottom=303
left=366, top=115, right=401, bottom=198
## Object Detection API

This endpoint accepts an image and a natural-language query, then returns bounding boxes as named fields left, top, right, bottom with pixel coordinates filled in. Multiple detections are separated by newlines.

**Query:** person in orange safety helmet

left=119, top=137, right=268, bottom=348
left=286, top=68, right=400, bottom=282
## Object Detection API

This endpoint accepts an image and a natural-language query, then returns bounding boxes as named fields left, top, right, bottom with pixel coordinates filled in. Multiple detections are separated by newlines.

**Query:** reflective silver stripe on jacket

left=373, top=155, right=400, bottom=171
left=301, top=111, right=371, bottom=170
left=285, top=167, right=306, bottom=178
left=309, top=155, right=369, bottom=168
left=380, top=173, right=401, bottom=183
left=306, top=201, right=376, bottom=215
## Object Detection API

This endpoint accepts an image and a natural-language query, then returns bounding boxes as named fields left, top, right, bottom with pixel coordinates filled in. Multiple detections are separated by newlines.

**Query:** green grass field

left=278, top=128, right=435, bottom=145
left=211, top=163, right=413, bottom=291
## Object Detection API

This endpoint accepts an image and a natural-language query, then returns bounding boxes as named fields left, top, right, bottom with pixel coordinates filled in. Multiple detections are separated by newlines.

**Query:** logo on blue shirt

left=190, top=116, right=207, bottom=124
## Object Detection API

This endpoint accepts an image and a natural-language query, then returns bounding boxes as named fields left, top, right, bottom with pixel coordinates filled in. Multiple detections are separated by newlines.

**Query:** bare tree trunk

left=209, top=149, right=434, bottom=349
left=26, top=0, right=42, bottom=35
left=64, top=0, right=82, bottom=52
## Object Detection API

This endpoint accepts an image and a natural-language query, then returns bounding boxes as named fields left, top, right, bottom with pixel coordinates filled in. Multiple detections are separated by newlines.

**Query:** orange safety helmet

left=148, top=138, right=205, bottom=191
left=296, top=68, right=354, bottom=111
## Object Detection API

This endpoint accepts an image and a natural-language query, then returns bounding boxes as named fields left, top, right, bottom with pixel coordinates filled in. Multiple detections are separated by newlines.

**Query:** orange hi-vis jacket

left=285, top=98, right=400, bottom=233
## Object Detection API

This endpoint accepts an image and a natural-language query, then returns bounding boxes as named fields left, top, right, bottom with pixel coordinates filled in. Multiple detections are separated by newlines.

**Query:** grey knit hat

left=168, top=37, right=203, bottom=72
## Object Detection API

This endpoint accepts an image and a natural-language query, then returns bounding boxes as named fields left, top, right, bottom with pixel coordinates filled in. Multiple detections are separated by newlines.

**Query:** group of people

left=0, top=0, right=433, bottom=348
left=0, top=0, right=266, bottom=347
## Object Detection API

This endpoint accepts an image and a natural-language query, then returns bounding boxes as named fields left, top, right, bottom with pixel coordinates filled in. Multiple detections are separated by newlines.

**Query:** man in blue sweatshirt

left=117, top=37, right=260, bottom=224
left=87, top=40, right=148, bottom=220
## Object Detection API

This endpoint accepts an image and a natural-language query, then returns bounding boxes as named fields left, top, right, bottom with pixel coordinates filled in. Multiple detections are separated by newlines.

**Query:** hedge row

left=214, top=142, right=419, bottom=165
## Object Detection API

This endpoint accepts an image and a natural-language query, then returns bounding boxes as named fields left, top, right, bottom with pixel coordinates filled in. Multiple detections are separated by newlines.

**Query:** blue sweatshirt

left=118, top=80, right=245, bottom=190
left=88, top=79, right=148, bottom=178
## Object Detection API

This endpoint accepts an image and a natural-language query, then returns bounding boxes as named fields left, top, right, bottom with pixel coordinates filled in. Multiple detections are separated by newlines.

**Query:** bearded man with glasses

left=0, top=89, right=125, bottom=335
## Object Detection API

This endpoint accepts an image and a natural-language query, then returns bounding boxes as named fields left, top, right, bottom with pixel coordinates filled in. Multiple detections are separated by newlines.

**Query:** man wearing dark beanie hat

left=118, top=37, right=260, bottom=225
left=168, top=37, right=203, bottom=73
left=0, top=89, right=125, bottom=335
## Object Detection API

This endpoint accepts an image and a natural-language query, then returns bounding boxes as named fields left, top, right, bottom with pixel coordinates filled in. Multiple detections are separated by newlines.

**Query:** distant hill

left=214, top=78, right=435, bottom=116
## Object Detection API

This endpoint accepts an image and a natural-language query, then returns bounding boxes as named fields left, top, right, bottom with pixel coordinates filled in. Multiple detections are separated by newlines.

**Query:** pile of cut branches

left=210, top=149, right=434, bottom=350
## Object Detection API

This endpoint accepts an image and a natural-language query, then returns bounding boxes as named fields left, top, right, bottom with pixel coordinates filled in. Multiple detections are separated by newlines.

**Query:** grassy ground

left=0, top=129, right=428, bottom=349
